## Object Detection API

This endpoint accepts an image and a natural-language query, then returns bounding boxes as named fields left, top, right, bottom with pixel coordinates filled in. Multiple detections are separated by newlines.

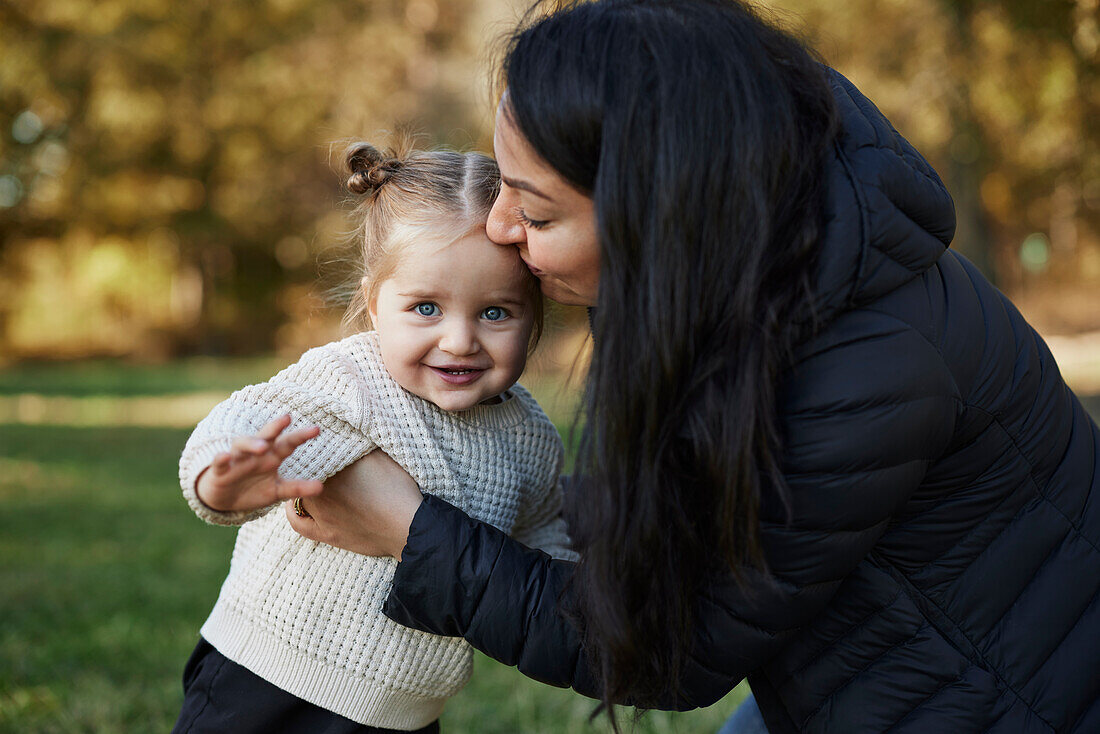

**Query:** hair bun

left=346, top=142, right=401, bottom=195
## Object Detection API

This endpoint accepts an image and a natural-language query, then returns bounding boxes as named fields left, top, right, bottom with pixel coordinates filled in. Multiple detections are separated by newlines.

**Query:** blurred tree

left=0, top=0, right=494, bottom=358
left=2, top=0, right=1099, bottom=359
left=772, top=0, right=1100, bottom=308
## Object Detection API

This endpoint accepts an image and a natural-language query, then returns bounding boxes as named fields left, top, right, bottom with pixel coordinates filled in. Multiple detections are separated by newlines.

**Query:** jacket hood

left=810, top=70, right=956, bottom=325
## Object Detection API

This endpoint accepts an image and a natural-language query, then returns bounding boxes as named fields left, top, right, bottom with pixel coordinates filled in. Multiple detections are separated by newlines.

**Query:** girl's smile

left=427, top=365, right=487, bottom=385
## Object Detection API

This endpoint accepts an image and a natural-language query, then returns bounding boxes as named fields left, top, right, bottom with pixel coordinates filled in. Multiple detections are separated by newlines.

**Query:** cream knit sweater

left=179, top=332, right=573, bottom=729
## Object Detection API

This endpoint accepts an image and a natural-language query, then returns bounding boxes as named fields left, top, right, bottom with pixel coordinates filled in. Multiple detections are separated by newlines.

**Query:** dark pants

left=172, top=638, right=441, bottom=734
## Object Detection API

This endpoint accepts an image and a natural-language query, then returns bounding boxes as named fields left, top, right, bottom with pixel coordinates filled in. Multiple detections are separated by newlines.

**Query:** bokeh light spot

left=35, top=141, right=70, bottom=177
left=1020, top=233, right=1051, bottom=273
left=12, top=110, right=44, bottom=144
left=405, top=0, right=438, bottom=31
left=0, top=175, right=24, bottom=208
left=275, top=236, right=309, bottom=270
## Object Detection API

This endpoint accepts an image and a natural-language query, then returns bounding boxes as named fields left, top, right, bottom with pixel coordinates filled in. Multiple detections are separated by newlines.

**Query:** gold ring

left=294, top=497, right=311, bottom=518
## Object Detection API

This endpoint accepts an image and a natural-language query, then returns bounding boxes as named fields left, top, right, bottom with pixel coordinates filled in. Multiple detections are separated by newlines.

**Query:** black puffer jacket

left=383, top=72, right=1100, bottom=733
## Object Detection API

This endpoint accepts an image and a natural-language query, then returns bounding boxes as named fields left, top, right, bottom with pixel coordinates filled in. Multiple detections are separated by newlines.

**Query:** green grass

left=0, top=362, right=744, bottom=733
left=0, top=424, right=237, bottom=732
left=0, top=357, right=285, bottom=397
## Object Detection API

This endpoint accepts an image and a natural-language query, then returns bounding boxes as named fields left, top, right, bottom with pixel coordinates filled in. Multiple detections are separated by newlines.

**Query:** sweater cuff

left=383, top=494, right=502, bottom=637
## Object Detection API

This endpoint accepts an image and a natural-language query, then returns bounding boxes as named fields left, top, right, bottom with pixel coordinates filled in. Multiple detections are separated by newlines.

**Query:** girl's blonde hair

left=341, top=138, right=543, bottom=348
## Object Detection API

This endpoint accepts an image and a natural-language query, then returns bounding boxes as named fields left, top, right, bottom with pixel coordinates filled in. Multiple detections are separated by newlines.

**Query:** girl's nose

left=486, top=190, right=525, bottom=246
left=439, top=320, right=478, bottom=356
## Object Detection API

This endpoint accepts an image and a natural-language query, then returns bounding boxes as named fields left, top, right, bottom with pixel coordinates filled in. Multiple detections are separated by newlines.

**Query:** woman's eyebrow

left=501, top=175, right=552, bottom=201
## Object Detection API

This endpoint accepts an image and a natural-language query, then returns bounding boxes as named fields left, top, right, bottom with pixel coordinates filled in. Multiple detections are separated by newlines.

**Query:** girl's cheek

left=491, top=329, right=526, bottom=358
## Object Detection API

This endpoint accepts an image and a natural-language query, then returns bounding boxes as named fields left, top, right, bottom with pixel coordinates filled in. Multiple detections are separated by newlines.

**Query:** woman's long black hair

left=502, top=0, right=840, bottom=716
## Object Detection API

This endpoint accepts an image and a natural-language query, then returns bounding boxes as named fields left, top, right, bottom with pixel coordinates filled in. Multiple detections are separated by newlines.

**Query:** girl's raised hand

left=195, top=414, right=324, bottom=514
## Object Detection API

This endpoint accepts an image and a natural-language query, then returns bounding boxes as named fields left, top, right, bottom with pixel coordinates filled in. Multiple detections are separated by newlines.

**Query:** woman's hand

left=285, top=449, right=423, bottom=559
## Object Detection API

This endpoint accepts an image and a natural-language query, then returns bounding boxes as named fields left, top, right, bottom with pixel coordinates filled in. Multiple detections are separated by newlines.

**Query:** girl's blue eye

left=415, top=303, right=439, bottom=317
left=482, top=306, right=507, bottom=321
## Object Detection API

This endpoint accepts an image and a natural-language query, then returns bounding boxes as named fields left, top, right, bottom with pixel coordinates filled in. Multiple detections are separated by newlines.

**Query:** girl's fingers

left=210, top=453, right=232, bottom=475
left=275, top=479, right=324, bottom=501
left=231, top=435, right=270, bottom=456
left=255, top=414, right=293, bottom=441
left=217, top=453, right=264, bottom=483
left=272, top=426, right=320, bottom=460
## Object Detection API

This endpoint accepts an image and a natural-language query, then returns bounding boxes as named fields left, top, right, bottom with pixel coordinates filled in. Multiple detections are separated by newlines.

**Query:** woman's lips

left=427, top=365, right=486, bottom=385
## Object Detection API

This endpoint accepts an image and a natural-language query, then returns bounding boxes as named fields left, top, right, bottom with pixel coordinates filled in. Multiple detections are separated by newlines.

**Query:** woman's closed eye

left=516, top=209, right=549, bottom=230
left=414, top=302, right=440, bottom=317
left=481, top=306, right=510, bottom=322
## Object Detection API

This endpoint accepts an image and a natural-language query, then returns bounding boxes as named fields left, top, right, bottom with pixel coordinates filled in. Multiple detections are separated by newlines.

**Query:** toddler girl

left=172, top=142, right=574, bottom=733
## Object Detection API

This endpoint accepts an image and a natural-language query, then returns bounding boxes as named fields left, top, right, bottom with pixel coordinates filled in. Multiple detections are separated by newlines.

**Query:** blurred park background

left=2, top=0, right=1100, bottom=731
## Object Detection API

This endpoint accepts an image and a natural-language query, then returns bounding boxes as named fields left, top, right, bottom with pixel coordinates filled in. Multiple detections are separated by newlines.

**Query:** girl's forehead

left=388, top=232, right=533, bottom=298
left=395, top=232, right=508, bottom=266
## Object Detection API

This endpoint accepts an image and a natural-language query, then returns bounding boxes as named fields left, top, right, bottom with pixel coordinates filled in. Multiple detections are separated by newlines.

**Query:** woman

left=287, top=1, right=1100, bottom=732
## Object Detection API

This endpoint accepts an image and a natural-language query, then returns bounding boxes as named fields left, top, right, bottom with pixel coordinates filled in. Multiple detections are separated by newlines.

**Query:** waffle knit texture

left=178, top=332, right=573, bottom=730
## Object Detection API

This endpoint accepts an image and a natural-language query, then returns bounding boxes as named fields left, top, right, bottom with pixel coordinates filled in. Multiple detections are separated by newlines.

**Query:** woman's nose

left=486, top=191, right=525, bottom=246
left=438, top=319, right=478, bottom=356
